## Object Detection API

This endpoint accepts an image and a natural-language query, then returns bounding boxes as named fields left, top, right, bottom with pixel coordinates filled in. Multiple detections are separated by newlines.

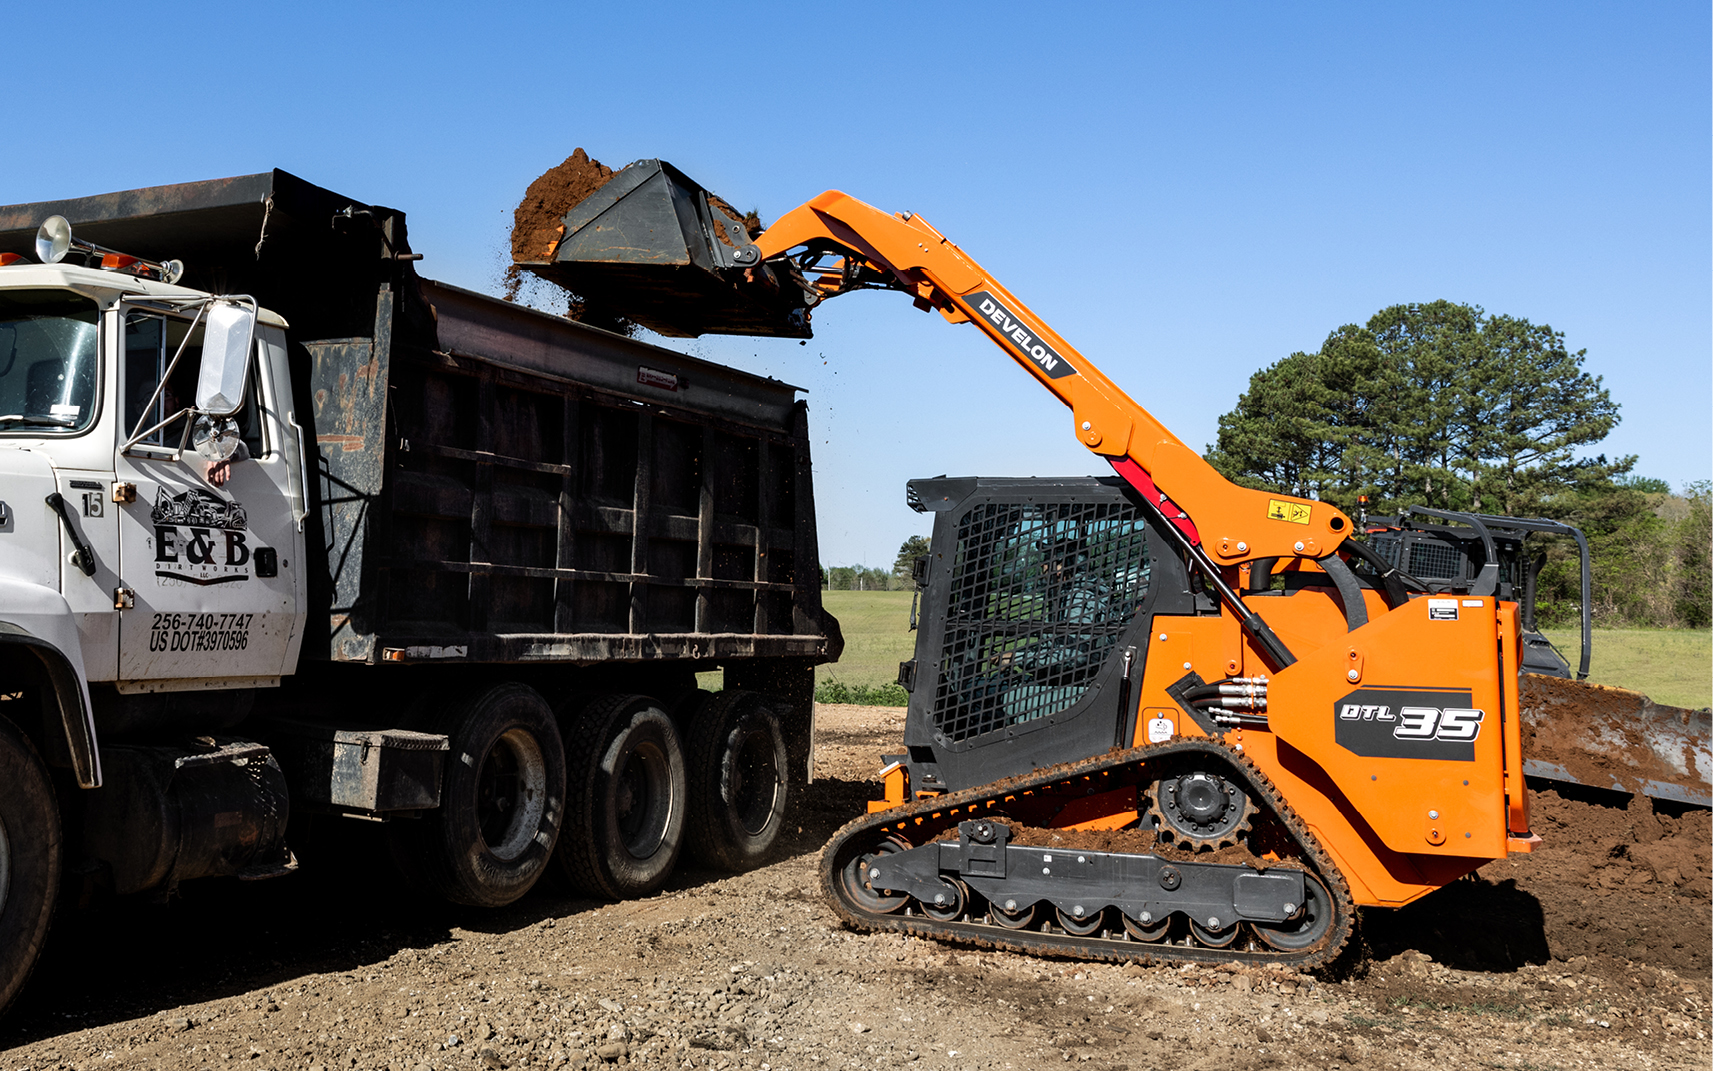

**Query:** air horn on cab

left=35, top=214, right=184, bottom=284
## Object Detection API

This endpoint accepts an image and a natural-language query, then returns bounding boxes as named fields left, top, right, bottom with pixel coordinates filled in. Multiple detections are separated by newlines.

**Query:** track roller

left=1120, top=911, right=1171, bottom=943
left=990, top=899, right=1039, bottom=930
left=1056, top=904, right=1106, bottom=936
left=923, top=878, right=971, bottom=922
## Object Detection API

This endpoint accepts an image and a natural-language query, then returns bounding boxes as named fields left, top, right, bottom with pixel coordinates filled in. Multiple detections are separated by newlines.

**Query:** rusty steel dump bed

left=0, top=170, right=837, bottom=668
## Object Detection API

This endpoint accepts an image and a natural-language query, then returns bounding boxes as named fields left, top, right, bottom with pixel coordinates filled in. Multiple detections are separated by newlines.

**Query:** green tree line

left=821, top=536, right=932, bottom=592
left=1207, top=301, right=1709, bottom=629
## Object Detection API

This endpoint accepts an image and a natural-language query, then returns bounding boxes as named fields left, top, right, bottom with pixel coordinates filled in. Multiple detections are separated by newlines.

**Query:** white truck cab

left=0, top=262, right=307, bottom=789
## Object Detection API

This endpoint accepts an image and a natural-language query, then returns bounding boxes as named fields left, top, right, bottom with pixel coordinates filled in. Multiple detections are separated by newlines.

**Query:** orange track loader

left=739, top=191, right=1539, bottom=965
left=528, top=168, right=1706, bottom=966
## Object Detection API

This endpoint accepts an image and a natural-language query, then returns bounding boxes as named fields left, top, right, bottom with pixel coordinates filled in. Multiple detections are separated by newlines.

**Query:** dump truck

left=0, top=169, right=840, bottom=1015
left=534, top=171, right=1709, bottom=967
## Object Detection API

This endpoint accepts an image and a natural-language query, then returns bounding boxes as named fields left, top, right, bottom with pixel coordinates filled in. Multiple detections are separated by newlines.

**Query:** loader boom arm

left=753, top=191, right=1354, bottom=569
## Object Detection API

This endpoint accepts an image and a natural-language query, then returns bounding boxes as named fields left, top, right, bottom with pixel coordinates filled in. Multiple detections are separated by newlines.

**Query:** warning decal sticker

left=1267, top=499, right=1312, bottom=525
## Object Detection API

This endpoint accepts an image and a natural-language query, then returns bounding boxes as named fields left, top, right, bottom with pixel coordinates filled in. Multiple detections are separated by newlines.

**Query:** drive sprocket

left=1144, top=766, right=1258, bottom=851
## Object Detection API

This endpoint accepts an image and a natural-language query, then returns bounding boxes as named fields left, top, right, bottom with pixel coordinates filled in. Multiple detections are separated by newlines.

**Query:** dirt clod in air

left=509, top=148, right=616, bottom=266
left=504, top=148, right=634, bottom=335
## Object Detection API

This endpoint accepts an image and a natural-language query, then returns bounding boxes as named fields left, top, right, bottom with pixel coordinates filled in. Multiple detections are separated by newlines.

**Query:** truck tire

left=0, top=713, right=59, bottom=1019
left=555, top=695, right=686, bottom=899
left=391, top=683, right=565, bottom=908
left=684, top=691, right=789, bottom=872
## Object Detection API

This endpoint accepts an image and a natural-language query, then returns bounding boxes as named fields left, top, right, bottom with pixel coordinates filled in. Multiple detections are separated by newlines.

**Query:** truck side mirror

left=195, top=301, right=256, bottom=417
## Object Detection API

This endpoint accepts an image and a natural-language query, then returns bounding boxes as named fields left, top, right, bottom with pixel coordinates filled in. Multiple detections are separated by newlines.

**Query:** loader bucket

left=1521, top=674, right=1712, bottom=808
left=515, top=158, right=815, bottom=339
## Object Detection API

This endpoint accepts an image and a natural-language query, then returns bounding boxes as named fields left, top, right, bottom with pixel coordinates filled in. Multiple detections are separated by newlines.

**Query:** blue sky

left=9, top=3, right=1707, bottom=567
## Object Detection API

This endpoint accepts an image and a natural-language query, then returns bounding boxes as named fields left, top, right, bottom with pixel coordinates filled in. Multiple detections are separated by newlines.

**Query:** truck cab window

left=0, top=288, right=100, bottom=434
left=124, top=310, right=264, bottom=454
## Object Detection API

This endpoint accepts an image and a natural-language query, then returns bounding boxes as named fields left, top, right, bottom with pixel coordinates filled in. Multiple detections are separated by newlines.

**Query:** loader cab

left=1363, top=516, right=1529, bottom=600
left=896, top=475, right=1198, bottom=793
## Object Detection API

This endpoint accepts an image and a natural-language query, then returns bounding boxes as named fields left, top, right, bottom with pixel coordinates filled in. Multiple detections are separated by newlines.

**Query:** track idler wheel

left=1149, top=767, right=1256, bottom=850
left=837, top=834, right=912, bottom=915
left=1254, top=871, right=1336, bottom=951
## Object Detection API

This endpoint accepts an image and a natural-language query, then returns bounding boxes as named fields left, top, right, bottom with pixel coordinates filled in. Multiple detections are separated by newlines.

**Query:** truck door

left=114, top=307, right=303, bottom=685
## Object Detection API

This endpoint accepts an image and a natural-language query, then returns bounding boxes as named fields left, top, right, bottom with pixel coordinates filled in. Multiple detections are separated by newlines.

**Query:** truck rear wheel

left=391, top=683, right=565, bottom=908
left=0, top=713, right=59, bottom=1018
left=556, top=695, right=686, bottom=899
left=685, top=690, right=789, bottom=872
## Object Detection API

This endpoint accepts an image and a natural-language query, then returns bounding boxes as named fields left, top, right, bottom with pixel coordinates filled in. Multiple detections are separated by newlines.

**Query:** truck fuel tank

left=79, top=740, right=293, bottom=896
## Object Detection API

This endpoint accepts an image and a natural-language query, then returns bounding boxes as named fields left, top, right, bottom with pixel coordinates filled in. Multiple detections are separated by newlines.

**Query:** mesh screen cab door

left=902, top=476, right=1196, bottom=792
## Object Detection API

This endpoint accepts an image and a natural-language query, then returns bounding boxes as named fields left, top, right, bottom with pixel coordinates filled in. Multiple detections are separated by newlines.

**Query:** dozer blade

left=515, top=158, right=815, bottom=339
left=1520, top=674, right=1711, bottom=807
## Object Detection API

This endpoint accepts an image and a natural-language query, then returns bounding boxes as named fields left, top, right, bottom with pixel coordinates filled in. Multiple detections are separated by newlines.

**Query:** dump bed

left=0, top=171, right=836, bottom=668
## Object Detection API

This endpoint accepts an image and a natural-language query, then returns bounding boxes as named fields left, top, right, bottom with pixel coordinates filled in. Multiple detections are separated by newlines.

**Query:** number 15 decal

left=1394, top=706, right=1485, bottom=742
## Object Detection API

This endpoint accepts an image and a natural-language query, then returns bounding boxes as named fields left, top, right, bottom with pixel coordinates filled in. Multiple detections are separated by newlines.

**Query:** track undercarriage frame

left=821, top=738, right=1356, bottom=969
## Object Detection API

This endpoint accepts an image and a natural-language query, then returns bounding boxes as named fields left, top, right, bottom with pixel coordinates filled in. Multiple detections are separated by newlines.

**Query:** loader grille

left=931, top=499, right=1149, bottom=743
left=1407, top=539, right=1463, bottom=580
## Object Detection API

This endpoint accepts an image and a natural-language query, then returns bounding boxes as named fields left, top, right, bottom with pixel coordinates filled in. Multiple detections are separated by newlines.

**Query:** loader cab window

left=932, top=500, right=1152, bottom=742
left=0, top=288, right=100, bottom=435
left=123, top=310, right=264, bottom=454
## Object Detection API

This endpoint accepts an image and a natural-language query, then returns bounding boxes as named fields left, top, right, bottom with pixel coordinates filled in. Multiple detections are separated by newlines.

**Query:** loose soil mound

left=1512, top=787, right=1709, bottom=971
left=1521, top=674, right=1709, bottom=798
left=509, top=147, right=615, bottom=265
left=1360, top=786, right=1709, bottom=980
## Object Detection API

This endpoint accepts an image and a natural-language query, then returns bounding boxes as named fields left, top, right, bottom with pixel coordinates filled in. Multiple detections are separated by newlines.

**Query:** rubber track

left=817, top=737, right=1355, bottom=969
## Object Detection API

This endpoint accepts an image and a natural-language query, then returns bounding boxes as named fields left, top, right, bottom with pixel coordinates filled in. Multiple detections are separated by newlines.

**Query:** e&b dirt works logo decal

left=150, top=488, right=256, bottom=587
left=1334, top=687, right=1485, bottom=762
left=966, top=291, right=1077, bottom=380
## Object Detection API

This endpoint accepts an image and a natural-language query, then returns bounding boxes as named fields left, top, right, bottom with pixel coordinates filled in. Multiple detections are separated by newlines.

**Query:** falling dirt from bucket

left=510, top=148, right=616, bottom=265
left=505, top=148, right=634, bottom=334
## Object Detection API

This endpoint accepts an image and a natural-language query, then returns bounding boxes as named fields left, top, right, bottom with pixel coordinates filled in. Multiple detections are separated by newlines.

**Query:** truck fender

left=0, top=577, right=101, bottom=789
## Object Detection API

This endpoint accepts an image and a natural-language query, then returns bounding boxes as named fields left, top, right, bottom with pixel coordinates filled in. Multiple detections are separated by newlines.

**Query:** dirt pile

left=1355, top=784, right=1709, bottom=980
left=1511, top=788, right=1710, bottom=969
left=1520, top=673, right=1709, bottom=798
left=509, top=147, right=616, bottom=266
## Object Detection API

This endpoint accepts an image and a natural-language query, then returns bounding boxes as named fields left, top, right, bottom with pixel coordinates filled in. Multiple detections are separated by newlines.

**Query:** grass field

left=693, top=590, right=919, bottom=695
left=1540, top=628, right=1711, bottom=709
left=801, top=594, right=1711, bottom=709
left=818, top=590, right=918, bottom=687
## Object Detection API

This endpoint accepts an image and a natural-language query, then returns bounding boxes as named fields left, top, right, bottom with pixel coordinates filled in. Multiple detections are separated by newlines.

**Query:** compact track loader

left=531, top=173, right=1709, bottom=967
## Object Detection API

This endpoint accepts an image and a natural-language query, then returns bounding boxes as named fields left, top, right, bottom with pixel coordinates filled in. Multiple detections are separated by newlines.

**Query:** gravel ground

left=1, top=704, right=1706, bottom=1071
